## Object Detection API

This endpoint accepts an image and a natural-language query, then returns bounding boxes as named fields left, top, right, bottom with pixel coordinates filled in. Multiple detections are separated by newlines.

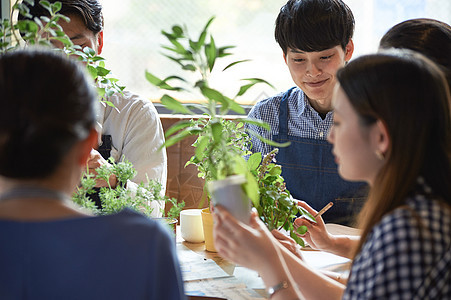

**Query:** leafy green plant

left=72, top=158, right=185, bottom=223
left=1, top=0, right=124, bottom=104
left=146, top=17, right=288, bottom=208
left=247, top=149, right=316, bottom=247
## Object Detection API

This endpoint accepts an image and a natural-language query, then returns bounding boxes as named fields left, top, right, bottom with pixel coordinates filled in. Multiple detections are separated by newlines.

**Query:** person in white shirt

left=25, top=0, right=167, bottom=216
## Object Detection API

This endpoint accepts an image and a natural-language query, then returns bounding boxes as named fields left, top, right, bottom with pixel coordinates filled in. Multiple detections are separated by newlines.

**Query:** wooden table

left=176, top=224, right=359, bottom=300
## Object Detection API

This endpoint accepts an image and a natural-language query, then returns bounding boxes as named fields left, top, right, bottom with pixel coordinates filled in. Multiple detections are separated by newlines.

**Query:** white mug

left=180, top=209, right=205, bottom=243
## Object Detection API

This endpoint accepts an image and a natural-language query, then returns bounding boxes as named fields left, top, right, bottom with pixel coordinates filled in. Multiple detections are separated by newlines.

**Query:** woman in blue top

left=213, top=50, right=451, bottom=299
left=0, top=49, right=185, bottom=299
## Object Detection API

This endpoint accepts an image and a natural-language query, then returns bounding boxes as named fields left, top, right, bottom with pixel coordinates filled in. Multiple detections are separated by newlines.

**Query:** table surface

left=176, top=224, right=359, bottom=300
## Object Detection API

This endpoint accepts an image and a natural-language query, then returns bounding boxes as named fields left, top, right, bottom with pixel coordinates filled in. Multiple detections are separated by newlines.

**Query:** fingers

left=296, top=200, right=318, bottom=216
left=214, top=206, right=244, bottom=235
left=294, top=200, right=327, bottom=228
left=293, top=216, right=315, bottom=231
left=271, top=229, right=286, bottom=239
left=86, top=149, right=106, bottom=170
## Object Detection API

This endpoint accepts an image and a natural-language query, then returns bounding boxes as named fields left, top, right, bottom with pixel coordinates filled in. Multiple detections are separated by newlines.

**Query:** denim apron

left=273, top=88, right=367, bottom=225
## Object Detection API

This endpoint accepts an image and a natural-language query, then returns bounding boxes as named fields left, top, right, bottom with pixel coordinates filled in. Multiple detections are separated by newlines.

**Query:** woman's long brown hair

left=336, top=50, right=451, bottom=256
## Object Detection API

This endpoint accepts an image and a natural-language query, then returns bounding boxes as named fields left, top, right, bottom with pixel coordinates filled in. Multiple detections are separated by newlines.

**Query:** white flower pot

left=208, top=174, right=251, bottom=224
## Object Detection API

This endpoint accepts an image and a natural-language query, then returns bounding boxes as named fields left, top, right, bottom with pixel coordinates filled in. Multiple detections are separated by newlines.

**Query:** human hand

left=86, top=149, right=117, bottom=188
left=213, top=206, right=280, bottom=274
left=293, top=201, right=334, bottom=252
left=271, top=229, right=304, bottom=260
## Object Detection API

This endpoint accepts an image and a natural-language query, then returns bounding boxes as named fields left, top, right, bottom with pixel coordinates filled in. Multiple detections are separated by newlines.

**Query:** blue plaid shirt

left=245, top=87, right=334, bottom=155
left=344, top=178, right=451, bottom=299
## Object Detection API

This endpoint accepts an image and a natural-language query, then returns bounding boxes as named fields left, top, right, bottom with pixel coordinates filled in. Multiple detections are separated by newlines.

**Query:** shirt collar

left=299, top=90, right=334, bottom=120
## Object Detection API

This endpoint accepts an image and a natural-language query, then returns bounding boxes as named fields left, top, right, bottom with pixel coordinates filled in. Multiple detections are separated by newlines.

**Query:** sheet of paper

left=185, top=277, right=266, bottom=300
left=177, top=243, right=231, bottom=281
left=233, top=267, right=265, bottom=290
left=301, top=250, right=350, bottom=270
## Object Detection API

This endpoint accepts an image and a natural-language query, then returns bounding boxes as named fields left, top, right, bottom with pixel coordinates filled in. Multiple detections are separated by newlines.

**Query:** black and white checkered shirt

left=343, top=179, right=451, bottom=299
left=245, top=87, right=333, bottom=155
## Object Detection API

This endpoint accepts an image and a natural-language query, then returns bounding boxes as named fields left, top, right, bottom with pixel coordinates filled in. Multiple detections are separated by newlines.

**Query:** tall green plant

left=146, top=17, right=288, bottom=207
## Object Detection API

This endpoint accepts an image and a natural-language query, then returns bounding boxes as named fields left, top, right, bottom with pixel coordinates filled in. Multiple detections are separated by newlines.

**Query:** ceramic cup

left=180, top=209, right=205, bottom=243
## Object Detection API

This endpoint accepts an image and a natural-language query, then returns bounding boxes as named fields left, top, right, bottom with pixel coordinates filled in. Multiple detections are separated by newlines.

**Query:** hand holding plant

left=72, top=157, right=184, bottom=222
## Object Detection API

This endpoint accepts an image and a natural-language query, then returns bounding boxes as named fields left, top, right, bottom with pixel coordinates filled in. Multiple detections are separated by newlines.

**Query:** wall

left=161, top=115, right=207, bottom=213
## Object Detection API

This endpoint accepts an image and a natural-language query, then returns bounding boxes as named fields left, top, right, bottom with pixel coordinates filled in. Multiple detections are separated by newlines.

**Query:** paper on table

left=301, top=250, right=351, bottom=270
left=177, top=243, right=231, bottom=282
left=185, top=277, right=266, bottom=300
left=233, top=267, right=265, bottom=290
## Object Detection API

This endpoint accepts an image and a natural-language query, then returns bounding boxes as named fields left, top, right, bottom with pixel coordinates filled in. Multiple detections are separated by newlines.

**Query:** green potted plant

left=72, top=158, right=185, bottom=231
left=145, top=17, right=289, bottom=251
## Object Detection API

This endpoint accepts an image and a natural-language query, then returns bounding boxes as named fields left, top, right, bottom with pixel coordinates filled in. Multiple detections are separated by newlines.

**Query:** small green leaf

left=205, top=35, right=217, bottom=71
left=247, top=128, right=291, bottom=148
left=218, top=45, right=235, bottom=57
left=244, top=171, right=260, bottom=208
left=268, top=165, right=282, bottom=176
left=239, top=118, right=270, bottom=131
left=200, top=86, right=225, bottom=104
left=51, top=36, right=72, bottom=47
left=39, top=1, right=51, bottom=12
left=195, top=136, right=209, bottom=161
left=17, top=20, right=39, bottom=34
left=197, top=16, right=215, bottom=48
left=164, top=120, right=193, bottom=138
left=223, top=59, right=250, bottom=71
left=86, top=65, right=97, bottom=79
left=236, top=78, right=275, bottom=97
left=172, top=25, right=183, bottom=37
left=296, top=225, right=308, bottom=235
left=298, top=207, right=316, bottom=223
left=83, top=47, right=96, bottom=57
left=95, top=66, right=110, bottom=77
left=163, top=127, right=203, bottom=148
left=225, top=96, right=245, bottom=115
left=145, top=71, right=184, bottom=91
left=160, top=94, right=194, bottom=115
left=247, top=153, right=262, bottom=171
left=290, top=231, right=305, bottom=247
left=211, top=120, right=223, bottom=143
left=58, top=14, right=70, bottom=23
left=51, top=1, right=62, bottom=13
left=182, top=64, right=196, bottom=71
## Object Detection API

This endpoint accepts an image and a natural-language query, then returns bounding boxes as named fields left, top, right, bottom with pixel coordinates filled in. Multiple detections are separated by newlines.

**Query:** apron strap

left=98, top=134, right=112, bottom=160
left=279, top=87, right=296, bottom=139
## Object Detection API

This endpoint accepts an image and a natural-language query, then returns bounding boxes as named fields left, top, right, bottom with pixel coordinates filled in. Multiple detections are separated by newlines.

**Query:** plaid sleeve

left=343, top=196, right=451, bottom=299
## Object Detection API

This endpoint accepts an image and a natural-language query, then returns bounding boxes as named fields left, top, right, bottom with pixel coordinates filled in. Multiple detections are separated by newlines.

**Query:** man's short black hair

left=275, top=0, right=354, bottom=54
left=21, top=0, right=103, bottom=34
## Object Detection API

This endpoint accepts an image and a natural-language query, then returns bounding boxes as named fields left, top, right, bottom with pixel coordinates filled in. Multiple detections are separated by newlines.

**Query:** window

left=4, top=0, right=451, bottom=105
left=100, top=0, right=450, bottom=106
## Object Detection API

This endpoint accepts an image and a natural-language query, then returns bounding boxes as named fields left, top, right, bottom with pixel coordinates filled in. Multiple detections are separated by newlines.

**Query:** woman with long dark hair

left=213, top=50, right=451, bottom=299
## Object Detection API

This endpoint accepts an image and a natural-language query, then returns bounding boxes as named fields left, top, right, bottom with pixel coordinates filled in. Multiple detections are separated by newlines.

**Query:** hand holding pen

left=293, top=201, right=336, bottom=252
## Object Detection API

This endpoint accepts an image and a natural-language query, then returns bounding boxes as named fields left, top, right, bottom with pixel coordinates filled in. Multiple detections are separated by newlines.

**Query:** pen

left=314, top=201, right=334, bottom=218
